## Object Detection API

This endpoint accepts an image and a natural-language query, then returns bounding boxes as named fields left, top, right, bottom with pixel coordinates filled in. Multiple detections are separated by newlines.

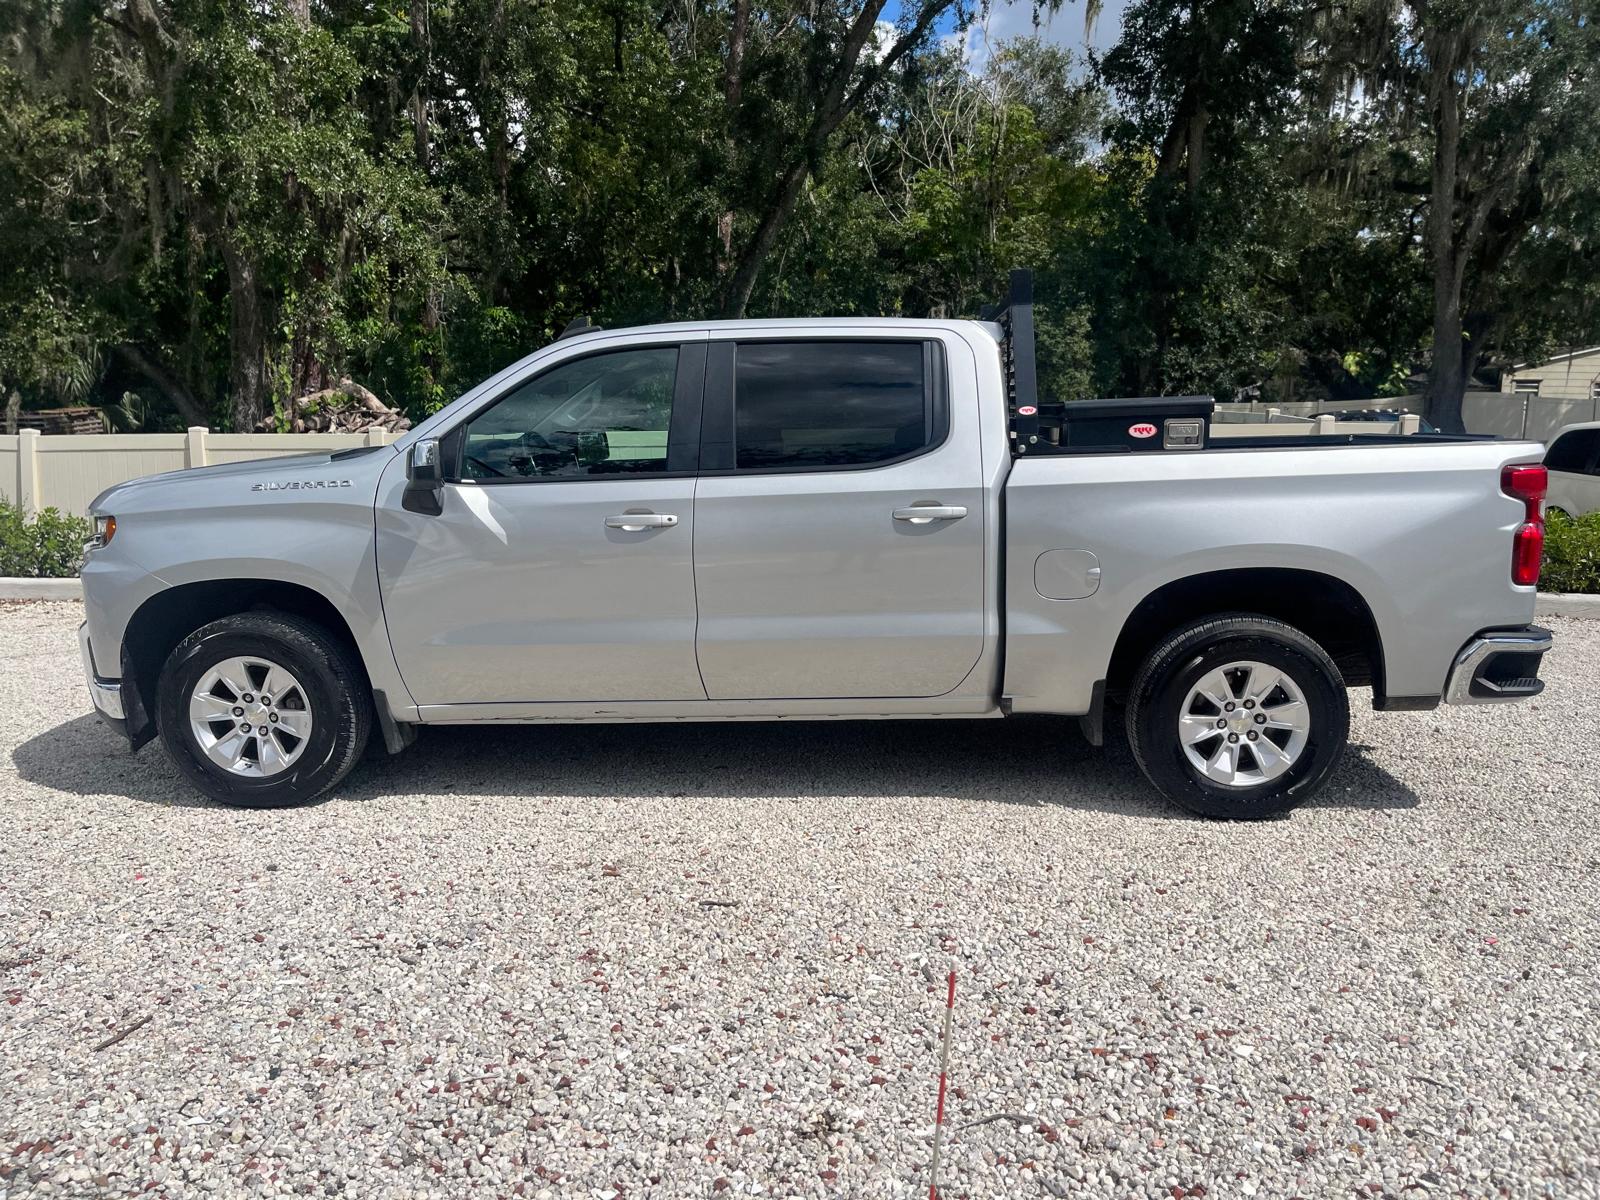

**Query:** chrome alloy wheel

left=1178, top=660, right=1311, bottom=788
left=188, top=656, right=314, bottom=777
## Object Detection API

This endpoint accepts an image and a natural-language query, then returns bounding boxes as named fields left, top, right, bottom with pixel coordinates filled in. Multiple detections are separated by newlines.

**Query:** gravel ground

left=2, top=600, right=1598, bottom=1200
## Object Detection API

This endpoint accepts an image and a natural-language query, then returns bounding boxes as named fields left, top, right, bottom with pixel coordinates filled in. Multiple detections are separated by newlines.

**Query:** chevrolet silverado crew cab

left=79, top=273, right=1553, bottom=818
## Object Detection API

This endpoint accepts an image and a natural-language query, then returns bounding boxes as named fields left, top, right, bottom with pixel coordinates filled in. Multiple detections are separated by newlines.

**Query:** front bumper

left=78, top=620, right=126, bottom=722
left=1443, top=625, right=1552, bottom=704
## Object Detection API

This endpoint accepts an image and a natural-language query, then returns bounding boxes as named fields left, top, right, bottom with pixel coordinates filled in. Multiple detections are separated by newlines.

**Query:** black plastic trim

left=1373, top=694, right=1440, bottom=712
left=666, top=342, right=707, bottom=475
left=371, top=689, right=419, bottom=755
left=329, top=444, right=388, bottom=462
left=1078, top=679, right=1107, bottom=746
left=118, top=643, right=156, bottom=750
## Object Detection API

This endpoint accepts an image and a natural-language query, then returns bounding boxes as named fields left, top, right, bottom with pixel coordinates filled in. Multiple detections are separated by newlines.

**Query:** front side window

left=733, top=341, right=929, bottom=470
left=461, top=347, right=679, bottom=480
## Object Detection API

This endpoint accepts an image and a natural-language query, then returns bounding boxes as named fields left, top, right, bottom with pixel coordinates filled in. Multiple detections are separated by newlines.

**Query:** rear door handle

left=892, top=505, right=967, bottom=524
left=605, top=512, right=679, bottom=531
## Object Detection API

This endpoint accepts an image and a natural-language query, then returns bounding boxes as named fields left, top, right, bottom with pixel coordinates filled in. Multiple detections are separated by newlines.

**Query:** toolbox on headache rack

left=986, top=269, right=1215, bottom=455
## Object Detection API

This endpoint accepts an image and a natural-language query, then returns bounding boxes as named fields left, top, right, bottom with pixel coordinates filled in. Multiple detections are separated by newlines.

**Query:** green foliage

left=0, top=503, right=92, bottom=578
left=1542, top=510, right=1600, bottom=596
left=0, top=0, right=1595, bottom=428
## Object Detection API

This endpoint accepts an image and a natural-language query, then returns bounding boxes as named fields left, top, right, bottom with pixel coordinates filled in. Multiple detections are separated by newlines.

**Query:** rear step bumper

left=1443, top=625, right=1553, bottom=705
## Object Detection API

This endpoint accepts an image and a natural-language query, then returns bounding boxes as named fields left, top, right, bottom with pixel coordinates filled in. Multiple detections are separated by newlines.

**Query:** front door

left=692, top=336, right=986, bottom=700
left=376, top=341, right=708, bottom=706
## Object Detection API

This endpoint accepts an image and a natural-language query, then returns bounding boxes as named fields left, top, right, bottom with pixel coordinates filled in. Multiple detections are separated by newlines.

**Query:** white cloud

left=956, top=0, right=1128, bottom=72
left=871, top=19, right=898, bottom=64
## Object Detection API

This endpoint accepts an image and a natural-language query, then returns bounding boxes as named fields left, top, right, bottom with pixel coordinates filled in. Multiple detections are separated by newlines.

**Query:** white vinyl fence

left=1218, top=393, right=1589, bottom=443
left=1463, top=392, right=1600, bottom=442
left=0, top=427, right=398, bottom=517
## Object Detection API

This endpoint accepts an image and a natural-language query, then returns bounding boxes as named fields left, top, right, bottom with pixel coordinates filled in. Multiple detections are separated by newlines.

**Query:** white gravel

left=2, top=600, right=1598, bottom=1199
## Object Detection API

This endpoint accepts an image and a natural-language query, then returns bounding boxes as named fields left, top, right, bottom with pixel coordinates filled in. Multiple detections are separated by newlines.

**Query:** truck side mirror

left=403, top=438, right=444, bottom=515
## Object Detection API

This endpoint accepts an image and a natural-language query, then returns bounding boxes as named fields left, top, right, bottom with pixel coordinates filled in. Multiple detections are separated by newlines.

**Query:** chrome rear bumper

left=1443, top=625, right=1552, bottom=705
left=78, top=620, right=125, bottom=720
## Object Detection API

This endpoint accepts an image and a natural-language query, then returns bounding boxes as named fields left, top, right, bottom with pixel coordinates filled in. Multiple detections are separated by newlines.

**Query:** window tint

left=734, top=341, right=927, bottom=469
left=1546, top=428, right=1598, bottom=473
left=462, top=347, right=679, bottom=480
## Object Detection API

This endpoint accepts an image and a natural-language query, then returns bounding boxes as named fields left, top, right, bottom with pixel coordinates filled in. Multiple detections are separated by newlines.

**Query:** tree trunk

left=479, top=0, right=508, bottom=300
left=1422, top=31, right=1467, bottom=435
left=410, top=0, right=430, bottom=170
left=220, top=240, right=270, bottom=432
left=718, top=0, right=951, bottom=317
left=716, top=0, right=750, bottom=272
left=722, top=158, right=811, bottom=318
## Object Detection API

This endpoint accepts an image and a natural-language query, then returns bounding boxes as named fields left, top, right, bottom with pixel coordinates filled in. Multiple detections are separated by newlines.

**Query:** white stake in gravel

left=927, top=968, right=957, bottom=1200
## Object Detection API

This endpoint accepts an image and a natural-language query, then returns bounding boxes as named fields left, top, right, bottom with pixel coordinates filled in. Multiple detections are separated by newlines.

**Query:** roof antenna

left=558, top=315, right=598, bottom=340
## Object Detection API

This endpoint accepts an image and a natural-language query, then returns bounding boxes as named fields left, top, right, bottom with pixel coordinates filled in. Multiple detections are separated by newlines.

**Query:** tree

left=1091, top=0, right=1309, bottom=397
left=715, top=1, right=1067, bottom=317
left=1322, top=0, right=1600, bottom=430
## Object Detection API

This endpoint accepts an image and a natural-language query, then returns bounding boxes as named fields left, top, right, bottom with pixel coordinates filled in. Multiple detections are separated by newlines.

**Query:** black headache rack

left=986, top=268, right=1214, bottom=456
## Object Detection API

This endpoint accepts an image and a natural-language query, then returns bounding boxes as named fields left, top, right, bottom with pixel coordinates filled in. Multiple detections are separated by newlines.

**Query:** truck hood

left=90, top=444, right=396, bottom=514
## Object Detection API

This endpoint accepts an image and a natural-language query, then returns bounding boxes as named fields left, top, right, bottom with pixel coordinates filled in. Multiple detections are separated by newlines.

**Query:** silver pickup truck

left=79, top=273, right=1552, bottom=818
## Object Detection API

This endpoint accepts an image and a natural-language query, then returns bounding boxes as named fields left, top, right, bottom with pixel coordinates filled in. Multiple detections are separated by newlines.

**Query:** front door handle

left=892, top=505, right=967, bottom=524
left=605, top=512, right=679, bottom=531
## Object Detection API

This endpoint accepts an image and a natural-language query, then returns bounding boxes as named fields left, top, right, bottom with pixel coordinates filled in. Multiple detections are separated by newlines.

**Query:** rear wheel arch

left=1104, top=568, right=1385, bottom=703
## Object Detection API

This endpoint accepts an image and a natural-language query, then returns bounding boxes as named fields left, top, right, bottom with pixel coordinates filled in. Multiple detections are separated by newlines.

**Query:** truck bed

left=999, top=434, right=1544, bottom=719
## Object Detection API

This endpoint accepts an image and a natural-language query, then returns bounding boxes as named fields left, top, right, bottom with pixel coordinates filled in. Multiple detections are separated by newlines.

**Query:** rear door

left=691, top=334, right=986, bottom=699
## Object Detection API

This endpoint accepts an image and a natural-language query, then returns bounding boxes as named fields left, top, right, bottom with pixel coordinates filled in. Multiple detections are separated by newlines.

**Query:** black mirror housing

left=403, top=438, right=444, bottom=514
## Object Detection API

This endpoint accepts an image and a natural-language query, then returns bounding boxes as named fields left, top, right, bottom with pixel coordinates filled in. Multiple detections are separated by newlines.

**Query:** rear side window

left=733, top=341, right=930, bottom=469
left=1546, top=429, right=1599, bottom=473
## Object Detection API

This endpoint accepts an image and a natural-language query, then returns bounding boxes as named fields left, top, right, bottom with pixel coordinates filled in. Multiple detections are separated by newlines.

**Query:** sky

left=957, top=0, right=1129, bottom=61
left=880, top=0, right=1131, bottom=70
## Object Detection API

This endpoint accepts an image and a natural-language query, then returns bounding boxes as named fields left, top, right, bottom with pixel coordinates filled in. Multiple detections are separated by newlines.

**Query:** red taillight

left=1502, top=464, right=1548, bottom=507
left=1502, top=463, right=1548, bottom=586
left=1512, top=523, right=1543, bottom=586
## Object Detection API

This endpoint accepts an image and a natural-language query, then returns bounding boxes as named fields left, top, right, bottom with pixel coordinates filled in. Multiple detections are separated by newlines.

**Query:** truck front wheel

left=1125, top=615, right=1348, bottom=819
left=156, top=612, right=372, bottom=808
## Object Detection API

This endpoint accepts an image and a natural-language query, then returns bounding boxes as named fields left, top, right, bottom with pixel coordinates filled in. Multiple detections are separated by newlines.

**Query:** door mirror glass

left=408, top=438, right=442, bottom=485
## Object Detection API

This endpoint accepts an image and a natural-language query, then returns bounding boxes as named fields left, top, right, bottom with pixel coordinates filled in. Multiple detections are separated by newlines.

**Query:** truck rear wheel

left=156, top=612, right=371, bottom=808
left=1125, top=615, right=1348, bottom=819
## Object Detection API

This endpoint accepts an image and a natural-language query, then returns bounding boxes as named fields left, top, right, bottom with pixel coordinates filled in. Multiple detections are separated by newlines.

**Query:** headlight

left=86, top=515, right=116, bottom=553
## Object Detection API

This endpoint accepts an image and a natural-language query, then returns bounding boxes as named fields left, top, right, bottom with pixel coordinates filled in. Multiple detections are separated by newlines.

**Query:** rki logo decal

left=1128, top=422, right=1158, bottom=439
left=1017, top=405, right=1037, bottom=416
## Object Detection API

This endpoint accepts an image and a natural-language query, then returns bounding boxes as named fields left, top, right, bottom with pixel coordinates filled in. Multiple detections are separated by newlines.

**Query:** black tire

left=156, top=611, right=372, bottom=808
left=1125, top=615, right=1349, bottom=819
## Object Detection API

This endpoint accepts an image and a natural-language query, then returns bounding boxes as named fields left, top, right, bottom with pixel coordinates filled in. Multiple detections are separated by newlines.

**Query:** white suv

left=1545, top=422, right=1600, bottom=518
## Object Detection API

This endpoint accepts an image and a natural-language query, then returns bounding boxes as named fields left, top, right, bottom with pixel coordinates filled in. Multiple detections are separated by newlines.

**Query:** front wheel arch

left=156, top=611, right=372, bottom=807
left=122, top=579, right=369, bottom=737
